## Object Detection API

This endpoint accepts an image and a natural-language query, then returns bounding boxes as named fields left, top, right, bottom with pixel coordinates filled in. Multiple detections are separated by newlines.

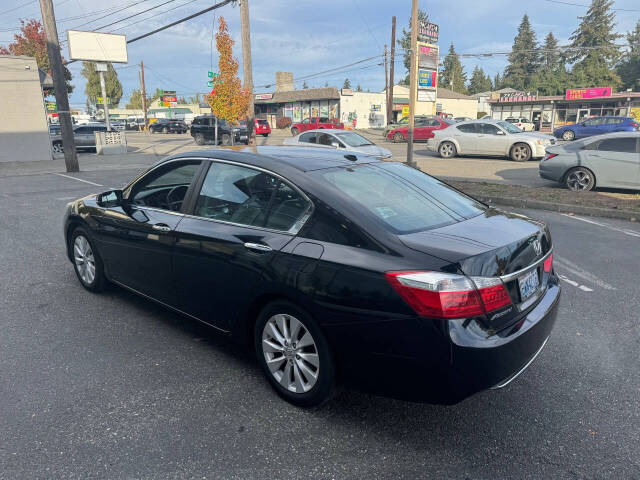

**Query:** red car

left=387, top=117, right=454, bottom=143
left=255, top=118, right=271, bottom=137
left=291, top=116, right=344, bottom=135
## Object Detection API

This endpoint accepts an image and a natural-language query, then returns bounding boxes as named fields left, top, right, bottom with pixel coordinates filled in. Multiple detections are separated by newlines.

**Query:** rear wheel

left=221, top=133, right=231, bottom=145
left=255, top=301, right=335, bottom=407
left=194, top=133, right=205, bottom=145
left=52, top=141, right=63, bottom=153
left=565, top=167, right=595, bottom=191
left=291, top=128, right=299, bottom=136
left=562, top=130, right=575, bottom=141
left=438, top=141, right=456, bottom=158
left=162, top=126, right=169, bottom=134
left=510, top=143, right=531, bottom=162
left=263, top=133, right=269, bottom=137
left=393, top=132, right=405, bottom=143
left=70, top=227, right=106, bottom=292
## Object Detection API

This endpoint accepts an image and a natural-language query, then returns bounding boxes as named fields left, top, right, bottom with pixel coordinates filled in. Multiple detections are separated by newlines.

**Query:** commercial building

left=0, top=55, right=52, bottom=162
left=488, top=88, right=640, bottom=132
left=471, top=88, right=518, bottom=117
left=338, top=89, right=386, bottom=129
left=254, top=87, right=341, bottom=129
left=384, top=84, right=477, bottom=122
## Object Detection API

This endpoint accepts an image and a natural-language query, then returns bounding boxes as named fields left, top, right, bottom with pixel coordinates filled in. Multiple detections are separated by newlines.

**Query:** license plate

left=518, top=269, right=539, bottom=301
left=240, top=135, right=248, bottom=140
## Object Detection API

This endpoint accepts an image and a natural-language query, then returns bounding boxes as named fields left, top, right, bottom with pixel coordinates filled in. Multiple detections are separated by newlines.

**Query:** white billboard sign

left=67, top=30, right=128, bottom=63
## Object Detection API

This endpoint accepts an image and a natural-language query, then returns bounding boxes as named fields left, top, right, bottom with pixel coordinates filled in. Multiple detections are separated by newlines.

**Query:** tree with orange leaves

left=207, top=17, right=250, bottom=144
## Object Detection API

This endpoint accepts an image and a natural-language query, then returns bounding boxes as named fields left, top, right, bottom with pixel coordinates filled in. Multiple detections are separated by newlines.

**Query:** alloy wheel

left=52, top=142, right=63, bottom=153
left=439, top=142, right=455, bottom=158
left=511, top=144, right=531, bottom=161
left=261, top=313, right=320, bottom=394
left=562, top=130, right=575, bottom=141
left=73, top=235, right=96, bottom=285
left=566, top=170, right=592, bottom=191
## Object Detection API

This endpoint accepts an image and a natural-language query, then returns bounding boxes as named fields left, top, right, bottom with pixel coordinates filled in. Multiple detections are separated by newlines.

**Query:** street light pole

left=239, top=0, right=255, bottom=144
left=388, top=16, right=396, bottom=126
left=38, top=0, right=78, bottom=172
left=406, top=0, right=418, bottom=168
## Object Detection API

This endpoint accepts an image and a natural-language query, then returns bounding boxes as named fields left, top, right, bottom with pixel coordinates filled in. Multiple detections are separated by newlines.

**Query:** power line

left=66, top=0, right=153, bottom=30
left=395, top=43, right=633, bottom=58
left=542, top=0, right=640, bottom=12
left=0, top=1, right=36, bottom=17
left=108, top=0, right=202, bottom=34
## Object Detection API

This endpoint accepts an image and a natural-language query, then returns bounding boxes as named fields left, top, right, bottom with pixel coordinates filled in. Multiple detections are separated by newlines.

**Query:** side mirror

left=496, top=130, right=506, bottom=135
left=97, top=189, right=124, bottom=208
left=331, top=141, right=340, bottom=148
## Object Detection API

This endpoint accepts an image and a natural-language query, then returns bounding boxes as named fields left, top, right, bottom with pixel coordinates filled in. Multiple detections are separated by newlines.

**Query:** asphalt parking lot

left=1, top=164, right=639, bottom=479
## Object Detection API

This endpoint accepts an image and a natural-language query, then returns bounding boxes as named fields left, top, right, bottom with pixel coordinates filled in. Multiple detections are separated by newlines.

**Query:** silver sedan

left=539, top=132, right=640, bottom=191
left=283, top=129, right=392, bottom=158
left=428, top=119, right=555, bottom=161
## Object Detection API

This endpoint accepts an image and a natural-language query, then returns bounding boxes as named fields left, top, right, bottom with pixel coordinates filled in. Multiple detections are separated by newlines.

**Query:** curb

left=471, top=194, right=638, bottom=221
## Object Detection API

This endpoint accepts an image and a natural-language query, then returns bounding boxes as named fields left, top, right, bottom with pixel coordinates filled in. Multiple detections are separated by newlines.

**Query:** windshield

left=498, top=121, right=522, bottom=134
left=335, top=132, right=373, bottom=147
left=315, top=162, right=485, bottom=234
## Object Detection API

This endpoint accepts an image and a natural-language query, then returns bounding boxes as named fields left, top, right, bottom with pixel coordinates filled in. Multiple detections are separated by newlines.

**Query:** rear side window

left=597, top=138, right=637, bottom=153
left=315, top=163, right=485, bottom=234
left=299, top=132, right=316, bottom=143
left=456, top=124, right=477, bottom=133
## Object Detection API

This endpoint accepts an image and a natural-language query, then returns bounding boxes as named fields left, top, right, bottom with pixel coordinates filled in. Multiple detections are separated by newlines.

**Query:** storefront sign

left=418, top=21, right=439, bottom=43
left=418, top=90, right=436, bottom=102
left=162, top=96, right=177, bottom=102
left=499, top=91, right=537, bottom=102
left=418, top=69, right=437, bottom=88
left=565, top=87, right=612, bottom=100
left=45, top=101, right=57, bottom=112
left=370, top=104, right=381, bottom=111
left=402, top=105, right=409, bottom=117
left=418, top=43, right=438, bottom=70
left=341, top=88, right=353, bottom=96
left=255, top=93, right=273, bottom=100
left=97, top=97, right=110, bottom=105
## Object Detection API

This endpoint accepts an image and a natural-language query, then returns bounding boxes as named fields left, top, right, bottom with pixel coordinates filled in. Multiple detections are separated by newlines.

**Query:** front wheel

left=255, top=301, right=335, bottom=407
left=194, top=133, right=205, bottom=145
left=510, top=143, right=532, bottom=162
left=438, top=141, right=456, bottom=158
left=52, top=141, right=63, bottom=154
left=262, top=133, right=269, bottom=137
left=162, top=127, right=169, bottom=134
left=70, top=227, right=106, bottom=292
left=562, top=130, right=575, bottom=141
left=565, top=167, right=595, bottom=191
left=393, top=132, right=405, bottom=143
left=291, top=128, right=299, bottom=136
left=221, top=133, right=231, bottom=145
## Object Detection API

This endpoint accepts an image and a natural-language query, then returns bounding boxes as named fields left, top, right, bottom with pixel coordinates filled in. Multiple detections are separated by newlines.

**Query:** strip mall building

left=488, top=87, right=640, bottom=132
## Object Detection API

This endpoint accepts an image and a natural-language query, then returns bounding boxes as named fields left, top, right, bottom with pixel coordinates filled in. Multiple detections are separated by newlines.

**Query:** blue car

left=554, top=116, right=638, bottom=141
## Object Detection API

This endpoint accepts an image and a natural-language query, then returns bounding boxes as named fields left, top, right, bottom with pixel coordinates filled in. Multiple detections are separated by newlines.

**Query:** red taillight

left=385, top=271, right=511, bottom=319
left=544, top=253, right=553, bottom=273
left=631, top=122, right=638, bottom=128
left=543, top=153, right=558, bottom=162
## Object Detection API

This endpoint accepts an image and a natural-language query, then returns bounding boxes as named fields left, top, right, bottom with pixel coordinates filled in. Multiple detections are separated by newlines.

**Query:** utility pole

left=140, top=61, right=148, bottom=131
left=239, top=0, right=255, bottom=144
left=388, top=16, right=396, bottom=126
left=406, top=0, right=418, bottom=168
left=384, top=44, right=388, bottom=124
left=97, top=63, right=111, bottom=131
left=38, top=0, right=78, bottom=172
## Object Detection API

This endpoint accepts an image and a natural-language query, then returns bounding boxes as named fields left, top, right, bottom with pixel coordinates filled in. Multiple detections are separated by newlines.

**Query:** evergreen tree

left=533, top=32, right=569, bottom=95
left=80, top=62, right=123, bottom=107
left=343, top=78, right=352, bottom=89
left=302, top=80, right=309, bottom=89
left=468, top=66, right=492, bottom=94
left=617, top=20, right=640, bottom=90
left=356, top=84, right=363, bottom=92
left=493, top=72, right=503, bottom=90
left=125, top=89, right=150, bottom=109
left=567, top=0, right=622, bottom=89
left=440, top=43, right=467, bottom=93
left=504, top=14, right=539, bottom=90
left=398, top=8, right=429, bottom=82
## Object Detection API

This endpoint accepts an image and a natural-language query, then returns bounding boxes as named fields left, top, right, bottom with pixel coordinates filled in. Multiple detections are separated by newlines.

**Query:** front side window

left=317, top=133, right=337, bottom=146
left=497, top=121, right=522, bottom=134
left=479, top=123, right=501, bottom=135
left=130, top=161, right=202, bottom=212
left=194, top=162, right=310, bottom=231
left=597, top=138, right=637, bottom=153
left=302, top=118, right=310, bottom=124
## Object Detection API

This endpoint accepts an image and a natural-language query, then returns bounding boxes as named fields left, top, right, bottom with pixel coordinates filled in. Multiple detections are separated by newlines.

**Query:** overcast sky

left=1, top=0, right=638, bottom=107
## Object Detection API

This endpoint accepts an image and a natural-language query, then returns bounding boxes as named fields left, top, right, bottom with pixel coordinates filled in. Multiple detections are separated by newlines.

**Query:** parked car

left=125, top=117, right=145, bottom=130
left=190, top=115, right=248, bottom=145
left=428, top=120, right=555, bottom=161
left=149, top=118, right=188, bottom=134
left=255, top=118, right=271, bottom=137
left=283, top=129, right=392, bottom=158
left=539, top=132, right=640, bottom=191
left=505, top=117, right=536, bottom=132
left=383, top=115, right=432, bottom=138
left=290, top=117, right=344, bottom=136
left=386, top=117, right=454, bottom=143
left=63, top=146, right=559, bottom=406
left=453, top=116, right=473, bottom=123
left=51, top=123, right=107, bottom=153
left=553, top=116, right=638, bottom=141
left=109, top=120, right=126, bottom=131
left=49, top=124, right=61, bottom=136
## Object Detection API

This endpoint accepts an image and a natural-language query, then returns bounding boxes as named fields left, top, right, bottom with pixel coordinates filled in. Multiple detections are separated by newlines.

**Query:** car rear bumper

left=322, top=278, right=560, bottom=404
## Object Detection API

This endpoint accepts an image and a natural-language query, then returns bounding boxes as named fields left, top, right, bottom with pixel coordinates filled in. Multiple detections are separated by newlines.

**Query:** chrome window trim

left=133, top=205, right=184, bottom=217
left=499, top=248, right=553, bottom=283
left=123, top=157, right=205, bottom=200
left=186, top=157, right=315, bottom=236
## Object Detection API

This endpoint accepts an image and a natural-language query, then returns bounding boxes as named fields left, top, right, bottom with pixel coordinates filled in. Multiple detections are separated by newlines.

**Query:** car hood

left=399, top=208, right=550, bottom=277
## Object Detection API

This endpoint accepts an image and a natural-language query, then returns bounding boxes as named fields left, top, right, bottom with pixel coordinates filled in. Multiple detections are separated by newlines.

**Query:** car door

left=316, top=132, right=339, bottom=149
left=298, top=132, right=317, bottom=145
left=172, top=160, right=312, bottom=330
left=92, top=159, right=204, bottom=305
left=90, top=125, right=107, bottom=146
left=583, top=137, right=640, bottom=188
left=413, top=118, right=430, bottom=140
left=451, top=123, right=478, bottom=153
left=476, top=123, right=509, bottom=155
left=73, top=126, right=92, bottom=146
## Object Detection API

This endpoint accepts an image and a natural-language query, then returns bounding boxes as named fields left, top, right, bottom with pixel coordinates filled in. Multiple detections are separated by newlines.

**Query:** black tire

left=262, top=133, right=269, bottom=137
left=393, top=132, right=405, bottom=143
left=162, top=126, right=169, bottom=134
left=52, top=141, right=63, bottom=154
left=565, top=167, right=596, bottom=191
left=194, top=133, right=205, bottom=145
left=291, top=128, right=299, bottom=136
left=69, top=227, right=106, bottom=292
left=438, top=141, right=457, bottom=158
left=510, top=142, right=532, bottom=162
left=255, top=301, right=336, bottom=407
left=150, top=127, right=156, bottom=134
left=562, top=130, right=575, bottom=141
left=221, top=133, right=231, bottom=146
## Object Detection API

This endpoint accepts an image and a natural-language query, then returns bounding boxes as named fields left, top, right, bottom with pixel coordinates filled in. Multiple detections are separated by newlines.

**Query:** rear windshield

left=257, top=119, right=268, bottom=125
left=315, top=162, right=485, bottom=233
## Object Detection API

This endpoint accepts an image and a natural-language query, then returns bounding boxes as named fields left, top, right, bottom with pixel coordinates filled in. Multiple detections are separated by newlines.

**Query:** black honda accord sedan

left=63, top=146, right=560, bottom=406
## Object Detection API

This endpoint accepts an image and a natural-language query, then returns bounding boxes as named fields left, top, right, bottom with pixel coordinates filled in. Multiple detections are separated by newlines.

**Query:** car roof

left=161, top=146, right=382, bottom=174
left=300, top=129, right=359, bottom=135
left=455, top=119, right=503, bottom=125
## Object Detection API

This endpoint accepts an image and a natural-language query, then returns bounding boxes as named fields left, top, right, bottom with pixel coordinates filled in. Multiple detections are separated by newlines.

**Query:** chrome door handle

left=244, top=242, right=272, bottom=252
left=152, top=223, right=172, bottom=232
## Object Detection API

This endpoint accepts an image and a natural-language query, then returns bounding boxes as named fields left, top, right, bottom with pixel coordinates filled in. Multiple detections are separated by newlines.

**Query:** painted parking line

left=53, top=173, right=104, bottom=187
left=557, top=274, right=593, bottom=292
left=554, top=256, right=616, bottom=290
left=561, top=213, right=640, bottom=238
